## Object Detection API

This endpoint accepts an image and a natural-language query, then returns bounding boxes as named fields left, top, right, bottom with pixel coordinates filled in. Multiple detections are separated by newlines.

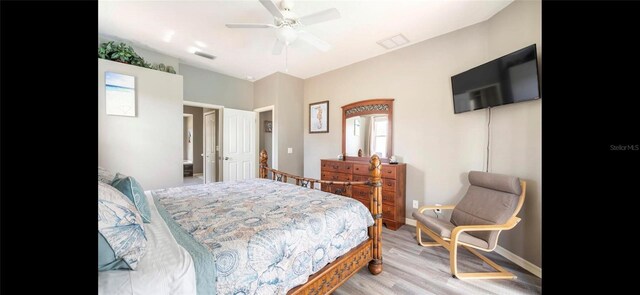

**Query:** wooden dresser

left=320, top=159, right=406, bottom=230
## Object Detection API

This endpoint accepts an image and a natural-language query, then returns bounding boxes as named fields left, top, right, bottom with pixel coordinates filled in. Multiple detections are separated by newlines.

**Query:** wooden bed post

left=259, top=149, right=268, bottom=179
left=368, top=154, right=383, bottom=275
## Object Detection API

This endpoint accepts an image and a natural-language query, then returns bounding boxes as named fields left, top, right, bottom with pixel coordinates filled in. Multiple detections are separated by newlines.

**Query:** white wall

left=303, top=0, right=541, bottom=267
left=99, top=59, right=184, bottom=190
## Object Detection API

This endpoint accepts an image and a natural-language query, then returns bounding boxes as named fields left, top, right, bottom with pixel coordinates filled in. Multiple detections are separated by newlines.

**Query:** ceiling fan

left=225, top=0, right=340, bottom=55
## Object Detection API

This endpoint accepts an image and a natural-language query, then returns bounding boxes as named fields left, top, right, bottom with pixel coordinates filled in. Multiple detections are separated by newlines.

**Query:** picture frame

left=264, top=120, right=272, bottom=133
left=309, top=100, right=329, bottom=133
left=105, top=72, right=136, bottom=117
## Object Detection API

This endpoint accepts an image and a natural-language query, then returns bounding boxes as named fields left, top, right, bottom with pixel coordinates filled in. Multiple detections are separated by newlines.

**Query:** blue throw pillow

left=111, top=173, right=151, bottom=223
left=98, top=182, right=147, bottom=271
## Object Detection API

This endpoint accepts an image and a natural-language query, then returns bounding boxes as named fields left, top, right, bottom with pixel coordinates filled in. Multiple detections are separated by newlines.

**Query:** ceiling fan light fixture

left=276, top=26, right=298, bottom=45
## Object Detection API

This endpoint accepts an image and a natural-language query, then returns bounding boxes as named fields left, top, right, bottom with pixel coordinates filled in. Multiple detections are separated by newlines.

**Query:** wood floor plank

left=334, top=225, right=541, bottom=295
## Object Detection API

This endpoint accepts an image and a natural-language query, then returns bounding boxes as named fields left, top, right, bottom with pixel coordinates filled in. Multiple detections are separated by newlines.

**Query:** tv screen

left=451, top=44, right=540, bottom=114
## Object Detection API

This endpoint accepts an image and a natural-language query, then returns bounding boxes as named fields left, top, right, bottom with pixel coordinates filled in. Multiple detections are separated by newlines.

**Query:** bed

left=99, top=151, right=384, bottom=295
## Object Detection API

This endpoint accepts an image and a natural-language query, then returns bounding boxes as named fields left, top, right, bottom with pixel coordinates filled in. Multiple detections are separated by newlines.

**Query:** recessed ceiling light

left=195, top=41, right=207, bottom=48
left=163, top=30, right=175, bottom=43
left=188, top=46, right=201, bottom=54
left=246, top=75, right=254, bottom=80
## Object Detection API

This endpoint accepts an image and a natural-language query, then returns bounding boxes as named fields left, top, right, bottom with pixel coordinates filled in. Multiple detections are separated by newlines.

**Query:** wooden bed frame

left=259, top=150, right=383, bottom=295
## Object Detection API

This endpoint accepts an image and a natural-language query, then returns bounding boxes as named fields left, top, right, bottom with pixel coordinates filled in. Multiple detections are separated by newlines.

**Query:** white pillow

left=98, top=166, right=117, bottom=184
left=98, top=181, right=147, bottom=270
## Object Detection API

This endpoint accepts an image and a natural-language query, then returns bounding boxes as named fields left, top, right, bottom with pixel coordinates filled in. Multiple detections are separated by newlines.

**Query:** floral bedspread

left=152, top=178, right=374, bottom=295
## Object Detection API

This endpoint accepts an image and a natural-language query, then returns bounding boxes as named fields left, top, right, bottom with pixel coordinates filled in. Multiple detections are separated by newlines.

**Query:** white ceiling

left=99, top=0, right=513, bottom=80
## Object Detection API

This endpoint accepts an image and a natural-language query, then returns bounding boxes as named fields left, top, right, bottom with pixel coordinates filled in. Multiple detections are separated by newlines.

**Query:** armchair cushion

left=412, top=212, right=489, bottom=249
left=450, top=171, right=522, bottom=249
left=468, top=170, right=521, bottom=195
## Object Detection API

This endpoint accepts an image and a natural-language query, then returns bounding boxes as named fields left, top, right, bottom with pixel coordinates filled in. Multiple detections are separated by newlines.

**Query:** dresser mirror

left=342, top=99, right=394, bottom=162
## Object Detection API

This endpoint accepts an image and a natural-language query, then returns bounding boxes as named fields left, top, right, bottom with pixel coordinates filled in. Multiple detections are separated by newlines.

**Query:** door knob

left=224, top=157, right=230, bottom=160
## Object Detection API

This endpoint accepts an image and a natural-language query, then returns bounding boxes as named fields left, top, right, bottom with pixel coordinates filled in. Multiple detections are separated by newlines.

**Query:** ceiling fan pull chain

left=285, top=45, right=289, bottom=73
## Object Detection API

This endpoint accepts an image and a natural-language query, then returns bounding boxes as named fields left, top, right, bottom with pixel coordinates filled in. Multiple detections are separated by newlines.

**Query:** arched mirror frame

left=342, top=98, right=394, bottom=163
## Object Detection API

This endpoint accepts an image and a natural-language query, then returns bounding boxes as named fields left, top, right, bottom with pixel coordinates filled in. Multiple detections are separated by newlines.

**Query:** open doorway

left=259, top=111, right=273, bottom=168
left=183, top=101, right=223, bottom=185
left=254, top=105, right=277, bottom=171
left=183, top=107, right=204, bottom=185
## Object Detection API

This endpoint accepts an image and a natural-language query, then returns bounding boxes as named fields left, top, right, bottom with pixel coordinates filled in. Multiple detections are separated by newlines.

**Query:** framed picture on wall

left=105, top=72, right=136, bottom=116
left=265, top=120, right=272, bottom=133
left=309, top=100, right=329, bottom=133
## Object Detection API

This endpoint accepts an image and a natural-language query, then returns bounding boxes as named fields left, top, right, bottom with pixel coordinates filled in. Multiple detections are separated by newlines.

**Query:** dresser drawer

left=381, top=190, right=395, bottom=205
left=352, top=163, right=370, bottom=176
left=321, top=184, right=351, bottom=197
left=381, top=166, right=397, bottom=179
left=353, top=186, right=394, bottom=205
left=382, top=203, right=395, bottom=220
left=352, top=174, right=369, bottom=182
left=321, top=171, right=352, bottom=182
left=382, top=178, right=396, bottom=192
left=352, top=175, right=369, bottom=190
left=321, top=160, right=353, bottom=174
left=352, top=186, right=370, bottom=200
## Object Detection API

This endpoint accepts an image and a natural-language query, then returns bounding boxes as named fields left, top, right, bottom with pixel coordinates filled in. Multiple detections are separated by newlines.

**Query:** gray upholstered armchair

left=412, top=171, right=526, bottom=280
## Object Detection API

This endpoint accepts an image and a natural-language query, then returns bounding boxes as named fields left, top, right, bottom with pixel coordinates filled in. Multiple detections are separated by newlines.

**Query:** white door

left=223, top=108, right=256, bottom=181
left=204, top=112, right=216, bottom=183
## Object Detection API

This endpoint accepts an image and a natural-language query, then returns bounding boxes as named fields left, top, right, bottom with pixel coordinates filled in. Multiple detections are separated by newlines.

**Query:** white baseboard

left=405, top=218, right=541, bottom=278
left=405, top=217, right=417, bottom=226
left=494, top=245, right=542, bottom=278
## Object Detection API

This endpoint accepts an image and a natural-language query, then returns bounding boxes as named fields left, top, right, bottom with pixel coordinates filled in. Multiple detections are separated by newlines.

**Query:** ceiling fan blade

left=298, top=31, right=331, bottom=52
left=297, top=8, right=340, bottom=26
left=225, top=23, right=275, bottom=28
left=259, top=0, right=284, bottom=19
left=272, top=39, right=284, bottom=55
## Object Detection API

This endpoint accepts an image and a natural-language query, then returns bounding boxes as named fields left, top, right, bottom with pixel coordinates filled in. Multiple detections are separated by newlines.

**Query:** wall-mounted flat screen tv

left=451, top=44, right=540, bottom=114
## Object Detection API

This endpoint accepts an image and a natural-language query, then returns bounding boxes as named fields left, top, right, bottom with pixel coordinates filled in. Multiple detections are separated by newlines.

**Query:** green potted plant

left=98, top=41, right=151, bottom=69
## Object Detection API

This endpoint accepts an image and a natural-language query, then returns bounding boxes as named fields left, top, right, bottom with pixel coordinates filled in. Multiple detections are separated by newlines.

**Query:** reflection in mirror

left=345, top=115, right=389, bottom=158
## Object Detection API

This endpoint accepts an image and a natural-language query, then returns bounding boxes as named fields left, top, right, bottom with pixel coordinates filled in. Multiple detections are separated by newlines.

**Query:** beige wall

left=181, top=63, right=254, bottom=110
left=303, top=0, right=541, bottom=267
left=486, top=0, right=541, bottom=268
left=183, top=106, right=204, bottom=174
left=254, top=72, right=304, bottom=176
left=99, top=59, right=184, bottom=190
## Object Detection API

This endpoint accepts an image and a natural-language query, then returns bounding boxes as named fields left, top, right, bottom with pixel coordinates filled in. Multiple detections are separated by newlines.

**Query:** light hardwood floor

left=181, top=174, right=204, bottom=186
left=334, top=225, right=541, bottom=295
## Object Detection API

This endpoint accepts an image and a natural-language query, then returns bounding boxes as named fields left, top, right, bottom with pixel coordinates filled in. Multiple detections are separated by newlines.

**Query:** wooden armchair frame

left=415, top=181, right=526, bottom=280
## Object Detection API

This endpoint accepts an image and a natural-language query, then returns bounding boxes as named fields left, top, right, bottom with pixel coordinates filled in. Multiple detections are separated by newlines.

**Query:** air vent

left=194, top=51, right=216, bottom=60
left=376, top=34, right=410, bottom=50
